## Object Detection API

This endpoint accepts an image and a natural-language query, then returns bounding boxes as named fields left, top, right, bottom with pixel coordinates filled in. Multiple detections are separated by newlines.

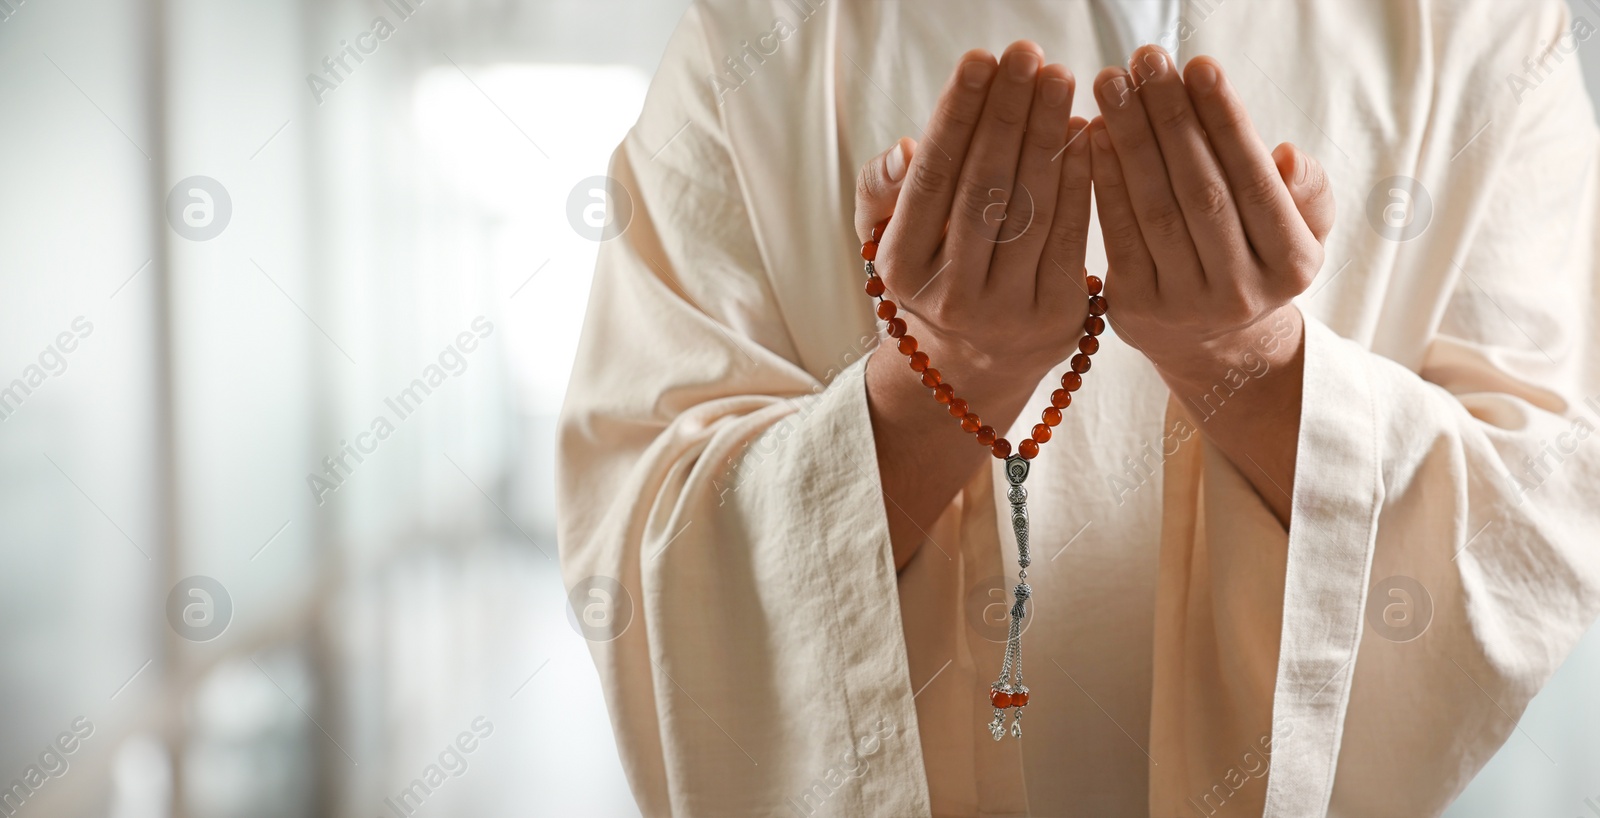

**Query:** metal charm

left=989, top=455, right=1033, bottom=740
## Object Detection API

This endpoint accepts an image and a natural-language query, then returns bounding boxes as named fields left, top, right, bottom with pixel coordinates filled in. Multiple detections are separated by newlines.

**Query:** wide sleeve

left=1150, top=4, right=1600, bottom=817
left=1316, top=26, right=1600, bottom=815
left=554, top=6, right=931, bottom=817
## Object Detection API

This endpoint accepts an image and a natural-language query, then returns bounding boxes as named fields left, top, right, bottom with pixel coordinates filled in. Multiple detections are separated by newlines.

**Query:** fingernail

left=1189, top=63, right=1219, bottom=93
left=1008, top=51, right=1041, bottom=81
left=1293, top=151, right=1310, bottom=185
left=962, top=59, right=995, bottom=89
left=1092, top=127, right=1112, bottom=149
left=1137, top=50, right=1168, bottom=80
left=1067, top=126, right=1089, bottom=153
left=1041, top=77, right=1071, bottom=107
left=1100, top=74, right=1130, bottom=108
left=886, top=141, right=907, bottom=182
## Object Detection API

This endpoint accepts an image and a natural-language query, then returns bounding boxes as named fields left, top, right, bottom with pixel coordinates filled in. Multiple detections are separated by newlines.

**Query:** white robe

left=556, top=1, right=1600, bottom=815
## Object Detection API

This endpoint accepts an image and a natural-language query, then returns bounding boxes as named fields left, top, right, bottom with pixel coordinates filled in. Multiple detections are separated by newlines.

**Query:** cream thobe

left=556, top=1, right=1600, bottom=816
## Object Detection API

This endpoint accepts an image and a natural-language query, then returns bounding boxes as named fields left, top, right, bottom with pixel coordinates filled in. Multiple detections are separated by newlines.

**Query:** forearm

left=1155, top=305, right=1305, bottom=526
left=865, top=339, right=1039, bottom=570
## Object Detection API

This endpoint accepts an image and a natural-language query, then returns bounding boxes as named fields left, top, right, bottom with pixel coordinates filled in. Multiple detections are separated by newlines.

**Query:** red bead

left=1062, top=371, right=1083, bottom=392
left=921, top=368, right=942, bottom=388
left=1086, top=275, right=1103, bottom=295
left=897, top=336, right=917, bottom=356
left=933, top=383, right=954, bottom=404
left=1012, top=687, right=1029, bottom=706
left=961, top=413, right=981, bottom=434
left=877, top=300, right=897, bottom=320
left=887, top=317, right=907, bottom=338
left=991, top=439, right=1012, bottom=459
left=1079, top=335, right=1099, bottom=355
left=861, top=240, right=878, bottom=261
left=1084, top=316, right=1105, bottom=336
left=909, top=351, right=929, bottom=372
left=948, top=399, right=968, bottom=419
left=1042, top=406, right=1062, bottom=426
left=1018, top=439, right=1039, bottom=460
left=1032, top=423, right=1052, bottom=444
left=976, top=426, right=997, bottom=446
left=1088, top=295, right=1107, bottom=316
left=1071, top=353, right=1092, bottom=374
left=872, top=218, right=890, bottom=241
left=865, top=277, right=886, bottom=298
left=1051, top=389, right=1072, bottom=409
left=990, top=686, right=1013, bottom=709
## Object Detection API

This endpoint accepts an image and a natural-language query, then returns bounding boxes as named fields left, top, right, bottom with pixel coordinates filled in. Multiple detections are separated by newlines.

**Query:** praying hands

left=857, top=41, right=1335, bottom=563
left=1090, top=44, right=1335, bottom=525
left=855, top=42, right=1095, bottom=569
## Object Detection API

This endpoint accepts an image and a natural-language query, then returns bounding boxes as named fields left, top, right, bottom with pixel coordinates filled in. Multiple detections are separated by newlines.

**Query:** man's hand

left=1088, top=45, right=1336, bottom=524
left=864, top=43, right=1094, bottom=407
left=856, top=41, right=1095, bottom=569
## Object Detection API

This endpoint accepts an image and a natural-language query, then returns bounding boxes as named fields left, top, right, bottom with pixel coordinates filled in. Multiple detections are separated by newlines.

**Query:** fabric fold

left=1260, top=315, right=1384, bottom=818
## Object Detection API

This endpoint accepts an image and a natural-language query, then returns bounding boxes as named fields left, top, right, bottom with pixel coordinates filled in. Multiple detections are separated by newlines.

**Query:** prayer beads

left=860, top=217, right=1109, bottom=741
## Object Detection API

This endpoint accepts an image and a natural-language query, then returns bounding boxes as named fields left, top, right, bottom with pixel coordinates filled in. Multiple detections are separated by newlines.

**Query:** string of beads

left=861, top=220, right=1106, bottom=462
left=860, top=216, right=1108, bottom=738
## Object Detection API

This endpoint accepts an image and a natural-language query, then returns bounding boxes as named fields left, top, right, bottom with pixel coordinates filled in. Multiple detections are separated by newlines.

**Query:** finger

left=1184, top=57, right=1321, bottom=276
left=892, top=50, right=998, bottom=269
left=1035, top=117, right=1093, bottom=311
left=1270, top=143, right=1333, bottom=294
left=992, top=63, right=1076, bottom=299
left=1093, top=66, right=1204, bottom=292
left=1273, top=143, right=1335, bottom=243
left=855, top=137, right=916, bottom=243
left=943, top=41, right=1044, bottom=294
left=1127, top=46, right=1252, bottom=277
left=1088, top=117, right=1158, bottom=305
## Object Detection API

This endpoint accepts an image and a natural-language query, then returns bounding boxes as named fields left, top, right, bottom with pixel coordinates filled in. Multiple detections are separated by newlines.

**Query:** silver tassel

left=989, top=455, right=1032, bottom=740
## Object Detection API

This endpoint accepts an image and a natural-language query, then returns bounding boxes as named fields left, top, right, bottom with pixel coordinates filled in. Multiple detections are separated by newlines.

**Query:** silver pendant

left=988, top=455, right=1032, bottom=740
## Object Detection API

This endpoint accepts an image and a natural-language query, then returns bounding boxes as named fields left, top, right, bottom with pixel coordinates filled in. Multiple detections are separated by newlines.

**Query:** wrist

left=866, top=332, right=1045, bottom=450
left=1149, top=305, right=1304, bottom=399
left=907, top=332, right=1048, bottom=422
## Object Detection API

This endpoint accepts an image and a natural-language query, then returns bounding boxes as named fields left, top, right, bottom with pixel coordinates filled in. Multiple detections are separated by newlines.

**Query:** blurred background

left=1, top=1, right=1598, bottom=816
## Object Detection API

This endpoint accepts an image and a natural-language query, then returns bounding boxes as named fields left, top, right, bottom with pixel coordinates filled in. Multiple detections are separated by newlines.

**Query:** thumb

left=1273, top=142, right=1335, bottom=244
left=855, top=137, right=916, bottom=243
